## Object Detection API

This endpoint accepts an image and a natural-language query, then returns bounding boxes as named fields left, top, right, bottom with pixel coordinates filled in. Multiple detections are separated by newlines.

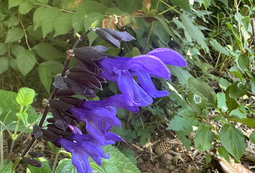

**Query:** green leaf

left=205, top=154, right=212, bottom=164
left=33, top=43, right=63, bottom=60
left=101, top=145, right=141, bottom=173
left=0, top=90, right=38, bottom=132
left=37, top=0, right=48, bottom=4
left=217, top=93, right=227, bottom=112
left=16, top=50, right=36, bottom=76
left=5, top=28, right=24, bottom=43
left=219, top=123, right=246, bottom=161
left=188, top=78, right=217, bottom=108
left=77, top=0, right=108, bottom=14
left=229, top=67, right=243, bottom=81
left=18, top=1, right=33, bottom=14
left=218, top=146, right=230, bottom=163
left=238, top=54, right=250, bottom=72
left=41, top=61, right=64, bottom=75
left=188, top=93, right=206, bottom=114
left=180, top=13, right=209, bottom=52
left=0, top=161, right=13, bottom=173
left=226, top=23, right=242, bottom=50
left=28, top=157, right=51, bottom=173
left=84, top=12, right=104, bottom=45
left=194, top=124, right=213, bottom=151
left=8, top=0, right=23, bottom=9
left=11, top=45, right=25, bottom=57
left=167, top=115, right=191, bottom=131
left=249, top=131, right=255, bottom=144
left=197, top=0, right=211, bottom=8
left=0, top=43, right=7, bottom=55
left=7, top=16, right=19, bottom=28
left=209, top=39, right=229, bottom=56
left=219, top=78, right=230, bottom=91
left=72, top=11, right=85, bottom=34
left=38, top=64, right=52, bottom=93
left=170, top=0, right=191, bottom=11
left=0, top=57, right=9, bottom=74
left=54, top=13, right=73, bottom=37
left=16, top=87, right=35, bottom=106
left=16, top=112, right=28, bottom=126
left=176, top=131, right=191, bottom=150
left=48, top=142, right=61, bottom=154
left=55, top=159, right=77, bottom=173
left=229, top=81, right=247, bottom=99
left=116, top=0, right=141, bottom=14
left=90, top=162, right=105, bottom=173
left=102, top=160, right=121, bottom=173
left=250, top=78, right=255, bottom=95
left=168, top=66, right=192, bottom=86
left=225, top=86, right=239, bottom=112
left=230, top=118, right=255, bottom=127
left=33, top=7, right=62, bottom=37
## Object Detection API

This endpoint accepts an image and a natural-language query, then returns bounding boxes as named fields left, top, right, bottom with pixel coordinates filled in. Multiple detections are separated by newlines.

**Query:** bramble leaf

left=5, top=28, right=24, bottom=43
left=16, top=87, right=36, bottom=106
left=194, top=124, right=213, bottom=151
left=33, top=43, right=63, bottom=60
left=38, top=64, right=52, bottom=93
left=219, top=123, right=246, bottom=161
left=0, top=57, right=9, bottom=74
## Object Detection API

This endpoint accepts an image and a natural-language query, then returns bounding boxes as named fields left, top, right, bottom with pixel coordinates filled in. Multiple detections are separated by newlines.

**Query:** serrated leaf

left=188, top=78, right=217, bottom=108
left=209, top=39, right=229, bottom=55
left=0, top=57, right=9, bottom=74
left=28, top=157, right=51, bottom=173
left=16, top=50, right=36, bottom=76
left=176, top=131, right=191, bottom=150
left=238, top=54, right=250, bottom=72
left=167, top=115, right=190, bottom=131
left=219, top=123, right=246, bottom=161
left=102, top=145, right=141, bottom=173
left=55, top=159, right=77, bottom=173
left=194, top=124, right=213, bottom=151
left=54, top=13, right=73, bottom=37
left=0, top=90, right=38, bottom=132
left=168, top=66, right=192, bottom=86
left=230, top=118, right=255, bottom=127
left=16, top=87, right=35, bottom=106
left=5, top=27, right=24, bottom=43
left=180, top=13, right=209, bottom=52
left=102, top=160, right=121, bottom=173
left=38, top=64, right=52, bottom=93
left=33, top=43, right=62, bottom=60
left=8, top=0, right=23, bottom=9
left=18, top=1, right=33, bottom=14
left=0, top=161, right=13, bottom=173
left=0, top=43, right=7, bottom=55
left=198, top=0, right=211, bottom=8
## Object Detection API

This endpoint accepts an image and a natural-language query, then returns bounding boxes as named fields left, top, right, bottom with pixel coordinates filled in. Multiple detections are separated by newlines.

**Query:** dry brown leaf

left=218, top=157, right=253, bottom=173
left=102, top=15, right=118, bottom=29
left=142, top=0, right=151, bottom=12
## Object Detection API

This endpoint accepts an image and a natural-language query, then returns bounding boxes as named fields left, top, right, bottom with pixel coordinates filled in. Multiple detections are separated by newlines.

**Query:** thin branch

left=33, top=3, right=75, bottom=14
left=18, top=15, right=31, bottom=50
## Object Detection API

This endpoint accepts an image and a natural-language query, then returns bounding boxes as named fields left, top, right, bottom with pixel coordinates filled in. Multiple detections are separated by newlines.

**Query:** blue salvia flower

left=95, top=48, right=187, bottom=107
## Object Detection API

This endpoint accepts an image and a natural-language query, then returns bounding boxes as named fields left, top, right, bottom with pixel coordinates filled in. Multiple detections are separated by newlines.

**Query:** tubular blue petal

left=121, top=55, right=170, bottom=79
left=72, top=151, right=92, bottom=173
left=80, top=95, right=139, bottom=113
left=91, top=107, right=120, bottom=127
left=105, top=132, right=123, bottom=142
left=86, top=118, right=105, bottom=145
left=117, top=70, right=152, bottom=107
left=147, top=48, right=187, bottom=67
left=137, top=70, right=169, bottom=98
left=68, top=107, right=87, bottom=121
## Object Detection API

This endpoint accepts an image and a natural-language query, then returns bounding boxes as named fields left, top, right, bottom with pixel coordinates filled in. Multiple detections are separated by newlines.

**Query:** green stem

left=142, top=22, right=153, bottom=54
left=6, top=139, right=15, bottom=164
left=0, top=131, right=3, bottom=168
left=51, top=152, right=60, bottom=173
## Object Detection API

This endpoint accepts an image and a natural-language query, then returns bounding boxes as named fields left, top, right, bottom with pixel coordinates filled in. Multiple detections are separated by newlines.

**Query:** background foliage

left=1, top=0, right=255, bottom=172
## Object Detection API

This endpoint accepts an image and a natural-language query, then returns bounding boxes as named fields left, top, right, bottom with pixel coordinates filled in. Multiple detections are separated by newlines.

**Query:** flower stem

left=11, top=29, right=92, bottom=172
left=51, top=152, right=60, bottom=173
